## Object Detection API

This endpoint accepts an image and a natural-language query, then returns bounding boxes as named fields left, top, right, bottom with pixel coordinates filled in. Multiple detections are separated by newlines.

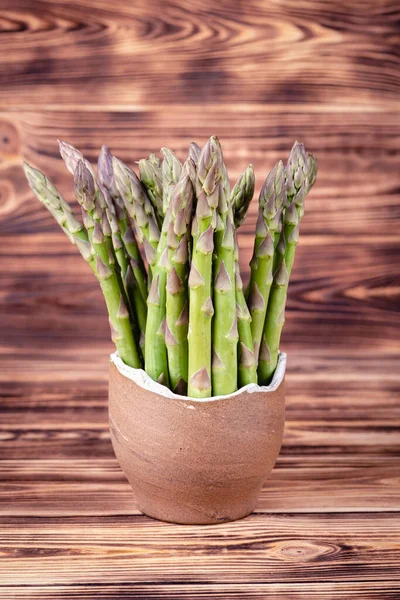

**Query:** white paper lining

left=110, top=351, right=287, bottom=403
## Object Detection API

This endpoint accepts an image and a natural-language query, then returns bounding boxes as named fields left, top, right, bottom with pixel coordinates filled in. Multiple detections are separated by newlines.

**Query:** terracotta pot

left=109, top=352, right=286, bottom=525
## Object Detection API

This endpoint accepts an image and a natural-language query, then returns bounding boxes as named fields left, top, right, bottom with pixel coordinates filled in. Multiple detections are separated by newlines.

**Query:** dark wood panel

left=2, top=108, right=400, bottom=176
left=0, top=0, right=398, bottom=107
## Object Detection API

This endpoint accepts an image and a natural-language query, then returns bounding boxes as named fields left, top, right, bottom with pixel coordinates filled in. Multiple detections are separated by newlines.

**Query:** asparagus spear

left=165, top=170, right=194, bottom=394
left=187, top=136, right=222, bottom=398
left=234, top=235, right=257, bottom=387
left=23, top=163, right=94, bottom=265
left=231, top=164, right=255, bottom=228
left=138, top=154, right=164, bottom=224
left=74, top=162, right=112, bottom=267
left=142, top=149, right=183, bottom=386
left=161, top=147, right=182, bottom=215
left=258, top=143, right=317, bottom=384
left=103, top=195, right=147, bottom=350
left=212, top=160, right=238, bottom=396
left=98, top=145, right=148, bottom=303
left=113, top=157, right=160, bottom=274
left=74, top=161, right=142, bottom=359
left=144, top=201, right=173, bottom=387
left=24, top=162, right=141, bottom=369
left=246, top=162, right=286, bottom=360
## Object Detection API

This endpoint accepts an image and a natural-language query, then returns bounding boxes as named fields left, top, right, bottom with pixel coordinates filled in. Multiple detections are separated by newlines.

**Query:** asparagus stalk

left=234, top=235, right=257, bottom=387
left=74, top=162, right=112, bottom=270
left=188, top=136, right=221, bottom=398
left=258, top=204, right=298, bottom=375
left=104, top=196, right=147, bottom=348
left=138, top=154, right=164, bottom=224
left=142, top=149, right=182, bottom=385
left=161, top=147, right=182, bottom=215
left=98, top=145, right=148, bottom=303
left=258, top=143, right=317, bottom=384
left=212, top=161, right=238, bottom=396
left=144, top=210, right=171, bottom=387
left=24, top=161, right=141, bottom=369
left=165, top=170, right=194, bottom=394
left=231, top=164, right=255, bottom=228
left=74, top=161, right=142, bottom=365
left=229, top=164, right=258, bottom=386
left=96, top=255, right=141, bottom=369
left=102, top=195, right=128, bottom=276
left=246, top=162, right=286, bottom=360
left=111, top=150, right=172, bottom=383
left=23, top=163, right=94, bottom=266
left=113, top=157, right=160, bottom=274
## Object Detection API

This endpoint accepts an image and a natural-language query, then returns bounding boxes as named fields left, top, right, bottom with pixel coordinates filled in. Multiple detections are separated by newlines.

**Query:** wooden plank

left=1, top=420, right=399, bottom=459
left=2, top=581, right=400, bottom=599
left=0, top=514, right=399, bottom=586
left=0, top=454, right=399, bottom=516
left=2, top=108, right=400, bottom=184
left=2, top=373, right=399, bottom=420
left=0, top=0, right=398, bottom=108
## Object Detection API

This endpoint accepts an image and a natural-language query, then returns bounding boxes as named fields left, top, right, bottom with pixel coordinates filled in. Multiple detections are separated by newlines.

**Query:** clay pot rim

left=110, top=351, right=286, bottom=403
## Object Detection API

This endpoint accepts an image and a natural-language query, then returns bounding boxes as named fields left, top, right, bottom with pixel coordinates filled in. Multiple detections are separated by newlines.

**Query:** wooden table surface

left=1, top=0, right=399, bottom=597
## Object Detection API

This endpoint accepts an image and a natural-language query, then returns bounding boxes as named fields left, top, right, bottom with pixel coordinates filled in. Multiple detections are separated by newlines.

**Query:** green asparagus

left=25, top=136, right=317, bottom=397
left=231, top=164, right=255, bottom=228
left=98, top=145, right=148, bottom=303
left=138, top=154, right=164, bottom=224
left=187, top=136, right=221, bottom=398
left=258, top=142, right=318, bottom=384
left=113, top=157, right=160, bottom=273
left=212, top=161, right=238, bottom=396
left=234, top=235, right=257, bottom=387
left=23, top=163, right=94, bottom=266
left=246, top=162, right=285, bottom=360
left=161, top=147, right=182, bottom=214
left=165, top=169, right=194, bottom=394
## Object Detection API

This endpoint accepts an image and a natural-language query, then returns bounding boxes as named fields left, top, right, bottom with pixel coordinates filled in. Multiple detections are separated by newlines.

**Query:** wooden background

left=0, top=0, right=399, bottom=598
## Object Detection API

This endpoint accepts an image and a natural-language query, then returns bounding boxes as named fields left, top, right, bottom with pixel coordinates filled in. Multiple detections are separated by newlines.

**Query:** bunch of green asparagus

left=24, top=136, right=317, bottom=397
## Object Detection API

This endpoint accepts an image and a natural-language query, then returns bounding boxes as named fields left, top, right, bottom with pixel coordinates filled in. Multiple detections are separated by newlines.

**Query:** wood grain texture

left=0, top=0, right=399, bottom=597
left=2, top=583, right=400, bottom=600
left=0, top=0, right=399, bottom=108
left=1, top=514, right=400, bottom=585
